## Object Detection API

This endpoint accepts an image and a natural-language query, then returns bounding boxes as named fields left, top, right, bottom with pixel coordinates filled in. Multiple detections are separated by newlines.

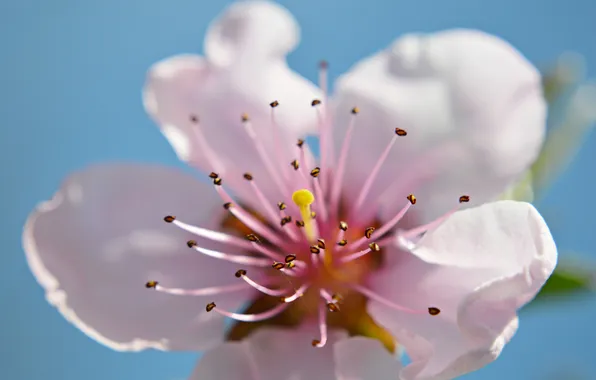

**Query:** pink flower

left=23, top=1, right=557, bottom=379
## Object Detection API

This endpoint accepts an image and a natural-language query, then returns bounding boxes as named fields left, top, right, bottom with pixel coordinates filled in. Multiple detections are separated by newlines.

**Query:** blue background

left=1, top=0, right=595, bottom=378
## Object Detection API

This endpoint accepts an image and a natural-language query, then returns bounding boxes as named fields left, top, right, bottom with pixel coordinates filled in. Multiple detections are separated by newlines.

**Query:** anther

left=459, top=195, right=470, bottom=203
left=223, top=202, right=233, bottom=210
left=213, top=177, right=222, bottom=186
left=235, top=269, right=247, bottom=278
left=311, top=211, right=316, bottom=219
left=312, top=339, right=321, bottom=347
left=208, top=172, right=219, bottom=179
left=395, top=128, right=407, bottom=136
left=311, top=99, right=322, bottom=107
left=351, top=107, right=359, bottom=114
left=241, top=113, right=249, bottom=122
left=332, top=294, right=344, bottom=303
left=291, top=159, right=300, bottom=170
left=327, top=303, right=340, bottom=313
left=246, top=234, right=260, bottom=243
left=243, top=173, right=253, bottom=181
left=272, top=262, right=285, bottom=270
left=286, top=261, right=296, bottom=269
left=186, top=240, right=197, bottom=248
left=277, top=202, right=287, bottom=210
left=145, top=281, right=158, bottom=289
left=206, top=302, right=216, bottom=312
left=369, top=242, right=380, bottom=252
left=190, top=114, right=199, bottom=123
left=285, top=254, right=296, bottom=263
left=163, top=215, right=176, bottom=223
left=364, top=227, right=375, bottom=239
left=317, top=239, right=326, bottom=249
left=338, top=239, right=348, bottom=246
left=270, top=100, right=279, bottom=108
left=319, top=60, right=328, bottom=69
left=280, top=216, right=292, bottom=226
left=428, top=307, right=441, bottom=316
left=295, top=220, right=305, bottom=227
left=310, top=167, right=321, bottom=178
left=407, top=194, right=417, bottom=205
left=339, top=221, right=348, bottom=231
left=310, top=245, right=321, bottom=254
left=297, top=139, right=305, bottom=147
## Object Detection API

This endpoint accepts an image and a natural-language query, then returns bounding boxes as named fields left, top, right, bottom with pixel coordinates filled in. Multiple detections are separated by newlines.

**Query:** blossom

left=23, top=1, right=557, bottom=379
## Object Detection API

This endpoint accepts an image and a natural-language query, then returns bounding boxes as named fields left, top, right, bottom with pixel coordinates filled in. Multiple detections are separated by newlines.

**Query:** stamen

left=320, top=289, right=340, bottom=312
left=242, top=173, right=282, bottom=226
left=331, top=107, right=359, bottom=214
left=400, top=195, right=470, bottom=240
left=278, top=202, right=300, bottom=241
left=292, top=189, right=318, bottom=242
left=282, top=283, right=310, bottom=303
left=311, top=168, right=328, bottom=221
left=168, top=217, right=254, bottom=251
left=339, top=242, right=380, bottom=263
left=247, top=239, right=286, bottom=262
left=187, top=241, right=272, bottom=267
left=269, top=101, right=291, bottom=182
left=148, top=281, right=252, bottom=296
left=350, top=283, right=437, bottom=315
left=188, top=115, right=225, bottom=173
left=352, top=128, right=406, bottom=215
left=206, top=302, right=289, bottom=322
left=235, top=269, right=287, bottom=296
left=312, top=300, right=329, bottom=348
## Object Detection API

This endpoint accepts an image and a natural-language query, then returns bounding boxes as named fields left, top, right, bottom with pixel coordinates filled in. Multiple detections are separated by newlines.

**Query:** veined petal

left=333, top=30, right=547, bottom=223
left=23, top=164, right=257, bottom=351
left=368, top=201, right=557, bottom=380
left=143, top=1, right=322, bottom=212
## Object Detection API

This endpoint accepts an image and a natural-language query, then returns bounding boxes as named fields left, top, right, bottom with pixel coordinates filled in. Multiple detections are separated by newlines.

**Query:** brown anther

left=311, top=339, right=321, bottom=347
left=459, top=195, right=470, bottom=203
left=291, top=159, right=300, bottom=170
left=332, top=293, right=344, bottom=303
left=145, top=281, right=158, bottom=289
left=310, top=167, right=321, bottom=178
left=407, top=194, right=417, bottom=205
left=339, top=221, right=348, bottom=231
left=364, top=227, right=375, bottom=239
left=241, top=113, right=250, bottom=122
left=327, top=303, right=340, bottom=313
left=295, top=220, right=305, bottom=227
left=206, top=302, right=216, bottom=312
left=286, top=261, right=296, bottom=269
left=297, top=139, right=305, bottom=148
left=311, top=99, right=322, bottom=106
left=243, top=173, right=253, bottom=181
left=277, top=202, right=287, bottom=210
left=186, top=240, right=197, bottom=248
left=310, top=245, right=321, bottom=254
left=428, top=307, right=441, bottom=316
left=223, top=202, right=233, bottom=210
left=270, top=100, right=279, bottom=108
left=319, top=60, right=328, bottom=69
left=246, top=234, right=260, bottom=243
left=213, top=177, right=222, bottom=186
left=163, top=215, right=176, bottom=223
left=208, top=172, right=219, bottom=179
left=369, top=242, right=380, bottom=252
left=284, top=254, right=296, bottom=263
left=272, top=262, right=285, bottom=270
left=338, top=239, right=348, bottom=246
left=311, top=211, right=316, bottom=219
left=235, top=269, right=247, bottom=278
left=280, top=216, right=292, bottom=226
left=351, top=106, right=360, bottom=114
left=317, top=238, right=326, bottom=249
left=395, top=128, right=407, bottom=136
left=189, top=114, right=199, bottom=123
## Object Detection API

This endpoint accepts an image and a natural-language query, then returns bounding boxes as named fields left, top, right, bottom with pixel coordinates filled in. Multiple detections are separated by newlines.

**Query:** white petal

left=189, top=325, right=348, bottom=380
left=333, top=30, right=546, bottom=222
left=334, top=337, right=402, bottom=380
left=368, top=201, right=557, bottom=379
left=23, top=164, right=257, bottom=351
left=143, top=2, right=322, bottom=213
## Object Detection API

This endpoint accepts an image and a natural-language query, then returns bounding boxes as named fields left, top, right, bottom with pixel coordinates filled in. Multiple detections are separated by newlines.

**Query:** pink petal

left=189, top=325, right=348, bottom=380
left=334, top=337, right=402, bottom=380
left=367, top=201, right=557, bottom=379
left=23, top=164, right=257, bottom=351
left=333, top=30, right=546, bottom=223
left=143, top=1, right=322, bottom=212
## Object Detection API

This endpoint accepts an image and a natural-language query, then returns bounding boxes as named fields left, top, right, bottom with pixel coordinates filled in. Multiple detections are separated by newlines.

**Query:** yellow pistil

left=292, top=189, right=316, bottom=242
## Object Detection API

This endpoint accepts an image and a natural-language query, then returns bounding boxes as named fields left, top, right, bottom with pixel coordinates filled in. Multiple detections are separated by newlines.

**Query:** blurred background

left=1, top=0, right=595, bottom=379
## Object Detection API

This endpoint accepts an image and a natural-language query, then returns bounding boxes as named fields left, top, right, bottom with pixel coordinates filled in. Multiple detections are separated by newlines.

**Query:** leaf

left=530, top=264, right=595, bottom=306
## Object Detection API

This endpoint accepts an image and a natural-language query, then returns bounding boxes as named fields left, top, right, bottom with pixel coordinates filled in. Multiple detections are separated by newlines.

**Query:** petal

left=367, top=201, right=557, bottom=379
left=334, top=337, right=402, bottom=380
left=23, top=164, right=257, bottom=351
left=189, top=325, right=348, bottom=380
left=333, top=30, right=546, bottom=222
left=143, top=1, right=322, bottom=212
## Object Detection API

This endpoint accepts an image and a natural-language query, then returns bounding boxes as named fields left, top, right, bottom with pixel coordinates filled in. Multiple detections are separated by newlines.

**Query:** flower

left=23, top=1, right=557, bottom=379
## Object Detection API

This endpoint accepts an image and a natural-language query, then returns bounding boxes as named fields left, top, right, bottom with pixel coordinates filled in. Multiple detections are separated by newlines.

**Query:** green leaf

left=531, top=265, right=594, bottom=305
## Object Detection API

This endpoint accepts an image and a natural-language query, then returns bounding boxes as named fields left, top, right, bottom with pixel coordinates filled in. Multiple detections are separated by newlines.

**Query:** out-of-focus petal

left=333, top=30, right=546, bottom=222
left=368, top=201, right=557, bottom=379
left=23, top=164, right=257, bottom=351
left=334, top=337, right=402, bottom=380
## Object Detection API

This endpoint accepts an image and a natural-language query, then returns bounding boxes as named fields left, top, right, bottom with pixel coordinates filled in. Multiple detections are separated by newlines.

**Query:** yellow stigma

left=292, top=189, right=316, bottom=242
